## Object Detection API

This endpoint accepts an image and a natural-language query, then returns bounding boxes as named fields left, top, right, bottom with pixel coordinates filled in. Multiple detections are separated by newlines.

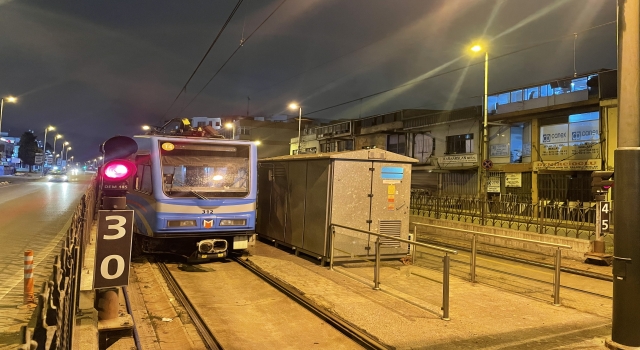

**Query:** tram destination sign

left=94, top=210, right=134, bottom=289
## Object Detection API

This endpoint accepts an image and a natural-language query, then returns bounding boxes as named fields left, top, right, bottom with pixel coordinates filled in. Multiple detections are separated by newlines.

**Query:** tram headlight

left=219, top=219, right=246, bottom=226
left=167, top=220, right=197, bottom=228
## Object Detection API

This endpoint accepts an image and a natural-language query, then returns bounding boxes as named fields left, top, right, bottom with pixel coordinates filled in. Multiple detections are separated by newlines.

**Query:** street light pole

left=53, top=135, right=62, bottom=162
left=0, top=96, right=17, bottom=136
left=297, top=107, right=302, bottom=154
left=42, top=126, right=54, bottom=174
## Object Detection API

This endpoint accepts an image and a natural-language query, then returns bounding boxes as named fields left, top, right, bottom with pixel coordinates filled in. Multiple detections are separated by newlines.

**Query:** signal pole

left=607, top=0, right=640, bottom=348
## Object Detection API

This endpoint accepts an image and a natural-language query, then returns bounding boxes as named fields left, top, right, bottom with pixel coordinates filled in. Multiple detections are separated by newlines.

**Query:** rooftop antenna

left=573, top=33, right=578, bottom=77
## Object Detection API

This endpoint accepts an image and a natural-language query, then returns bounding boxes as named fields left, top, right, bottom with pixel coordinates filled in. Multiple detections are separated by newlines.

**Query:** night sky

left=0, top=0, right=617, bottom=162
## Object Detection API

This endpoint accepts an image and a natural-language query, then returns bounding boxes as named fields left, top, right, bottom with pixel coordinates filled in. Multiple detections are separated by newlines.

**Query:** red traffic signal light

left=103, top=160, right=136, bottom=181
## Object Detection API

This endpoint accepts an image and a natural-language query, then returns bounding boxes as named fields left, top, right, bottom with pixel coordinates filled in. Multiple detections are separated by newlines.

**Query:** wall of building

left=355, top=134, right=388, bottom=150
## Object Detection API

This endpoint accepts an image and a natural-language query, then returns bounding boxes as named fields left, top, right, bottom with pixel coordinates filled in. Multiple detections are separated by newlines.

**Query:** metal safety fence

left=410, top=190, right=611, bottom=239
left=20, top=181, right=97, bottom=350
left=330, top=223, right=458, bottom=320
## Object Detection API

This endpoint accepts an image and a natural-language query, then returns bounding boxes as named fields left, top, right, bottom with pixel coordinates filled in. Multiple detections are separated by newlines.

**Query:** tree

left=18, top=131, right=40, bottom=172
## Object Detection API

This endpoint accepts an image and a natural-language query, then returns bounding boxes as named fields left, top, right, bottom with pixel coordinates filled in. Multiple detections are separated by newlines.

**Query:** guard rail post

left=553, top=247, right=562, bottom=306
left=442, top=254, right=450, bottom=321
left=330, top=226, right=335, bottom=271
left=470, top=233, right=477, bottom=283
left=373, top=237, right=381, bottom=290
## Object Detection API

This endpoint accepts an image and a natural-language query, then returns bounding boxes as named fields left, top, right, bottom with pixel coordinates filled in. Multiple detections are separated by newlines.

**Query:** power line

left=300, top=20, right=616, bottom=118
left=176, top=0, right=288, bottom=117
left=160, top=0, right=244, bottom=122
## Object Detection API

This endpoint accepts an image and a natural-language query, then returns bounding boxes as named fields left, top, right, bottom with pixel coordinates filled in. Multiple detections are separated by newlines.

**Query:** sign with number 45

left=94, top=210, right=134, bottom=289
left=600, top=201, right=610, bottom=233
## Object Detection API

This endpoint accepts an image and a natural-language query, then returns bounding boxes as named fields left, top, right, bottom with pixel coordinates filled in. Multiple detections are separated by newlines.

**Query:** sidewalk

left=244, top=241, right=611, bottom=349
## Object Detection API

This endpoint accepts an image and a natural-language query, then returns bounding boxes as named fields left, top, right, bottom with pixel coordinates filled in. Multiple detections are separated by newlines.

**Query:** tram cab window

left=159, top=142, right=250, bottom=198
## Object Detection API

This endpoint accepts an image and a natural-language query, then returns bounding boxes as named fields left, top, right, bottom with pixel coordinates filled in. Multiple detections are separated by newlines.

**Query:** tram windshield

left=160, top=141, right=250, bottom=198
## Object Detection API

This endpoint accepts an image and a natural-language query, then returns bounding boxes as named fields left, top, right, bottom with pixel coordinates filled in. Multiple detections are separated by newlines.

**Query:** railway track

left=154, top=256, right=387, bottom=350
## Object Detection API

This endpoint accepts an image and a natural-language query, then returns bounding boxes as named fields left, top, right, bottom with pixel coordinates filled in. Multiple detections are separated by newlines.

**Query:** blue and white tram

left=127, top=135, right=257, bottom=259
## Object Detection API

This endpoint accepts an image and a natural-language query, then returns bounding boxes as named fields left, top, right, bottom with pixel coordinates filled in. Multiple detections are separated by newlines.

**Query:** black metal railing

left=20, top=181, right=97, bottom=350
left=410, top=190, right=610, bottom=239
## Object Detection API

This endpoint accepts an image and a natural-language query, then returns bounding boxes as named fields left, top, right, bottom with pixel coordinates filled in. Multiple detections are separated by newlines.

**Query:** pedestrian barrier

left=19, top=181, right=97, bottom=350
left=330, top=223, right=458, bottom=320
left=413, top=222, right=572, bottom=306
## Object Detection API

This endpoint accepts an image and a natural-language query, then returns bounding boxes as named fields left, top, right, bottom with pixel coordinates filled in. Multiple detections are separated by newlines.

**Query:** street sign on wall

left=93, top=210, right=134, bottom=289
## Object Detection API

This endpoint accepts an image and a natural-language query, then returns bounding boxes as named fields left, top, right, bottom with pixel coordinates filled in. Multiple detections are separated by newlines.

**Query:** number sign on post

left=600, top=201, right=610, bottom=233
left=94, top=210, right=134, bottom=289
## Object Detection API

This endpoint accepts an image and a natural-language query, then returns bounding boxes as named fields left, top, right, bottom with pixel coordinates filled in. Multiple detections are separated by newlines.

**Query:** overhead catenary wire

left=298, top=20, right=616, bottom=118
left=175, top=0, right=288, bottom=117
left=160, top=0, right=244, bottom=122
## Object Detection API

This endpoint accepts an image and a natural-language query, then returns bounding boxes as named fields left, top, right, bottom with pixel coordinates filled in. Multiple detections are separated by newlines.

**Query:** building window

left=197, top=122, right=206, bottom=127
left=386, top=135, right=406, bottom=155
left=446, top=134, right=474, bottom=154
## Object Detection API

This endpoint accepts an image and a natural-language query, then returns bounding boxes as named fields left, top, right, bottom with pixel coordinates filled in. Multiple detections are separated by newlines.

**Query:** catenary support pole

left=608, top=0, right=640, bottom=348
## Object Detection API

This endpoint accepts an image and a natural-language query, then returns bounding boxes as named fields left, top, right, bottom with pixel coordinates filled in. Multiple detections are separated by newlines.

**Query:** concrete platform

left=244, top=241, right=611, bottom=349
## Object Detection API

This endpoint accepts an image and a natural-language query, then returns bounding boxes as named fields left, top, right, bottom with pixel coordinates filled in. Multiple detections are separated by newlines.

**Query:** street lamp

left=42, top=126, right=55, bottom=173
left=64, top=146, right=72, bottom=165
left=225, top=122, right=235, bottom=139
left=288, top=103, right=302, bottom=154
left=0, top=96, right=17, bottom=136
left=53, top=135, right=63, bottom=162
left=471, top=43, right=489, bottom=220
left=142, top=125, right=150, bottom=131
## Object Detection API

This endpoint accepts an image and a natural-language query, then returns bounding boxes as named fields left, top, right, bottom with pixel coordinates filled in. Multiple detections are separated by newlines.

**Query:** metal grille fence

left=410, top=190, right=611, bottom=239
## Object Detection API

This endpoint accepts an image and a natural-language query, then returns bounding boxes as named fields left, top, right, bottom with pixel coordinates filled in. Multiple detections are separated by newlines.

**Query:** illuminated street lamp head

left=63, top=141, right=69, bottom=146
left=225, top=122, right=233, bottom=129
left=471, top=45, right=482, bottom=52
left=98, top=156, right=103, bottom=160
left=4, top=96, right=17, bottom=103
left=288, top=103, right=299, bottom=110
left=56, top=134, right=63, bottom=139
left=255, top=140, right=261, bottom=145
left=142, top=125, right=150, bottom=131
left=67, top=147, right=72, bottom=151
left=47, top=126, right=55, bottom=131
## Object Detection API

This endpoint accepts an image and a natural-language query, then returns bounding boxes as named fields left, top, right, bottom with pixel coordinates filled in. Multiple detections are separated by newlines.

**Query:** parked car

left=47, top=169, right=68, bottom=182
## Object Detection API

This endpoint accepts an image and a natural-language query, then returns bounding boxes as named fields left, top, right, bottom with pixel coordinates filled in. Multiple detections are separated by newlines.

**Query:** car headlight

left=219, top=219, right=246, bottom=226
left=47, top=176, right=52, bottom=180
left=62, top=175, right=68, bottom=180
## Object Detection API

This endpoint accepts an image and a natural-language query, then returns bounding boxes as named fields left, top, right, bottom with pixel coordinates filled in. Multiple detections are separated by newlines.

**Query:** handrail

left=330, top=222, right=456, bottom=320
left=412, top=222, right=572, bottom=249
left=332, top=223, right=458, bottom=254
left=413, top=221, right=568, bottom=306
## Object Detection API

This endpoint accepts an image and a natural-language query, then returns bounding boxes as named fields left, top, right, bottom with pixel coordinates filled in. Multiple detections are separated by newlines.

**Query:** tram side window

left=140, top=165, right=153, bottom=193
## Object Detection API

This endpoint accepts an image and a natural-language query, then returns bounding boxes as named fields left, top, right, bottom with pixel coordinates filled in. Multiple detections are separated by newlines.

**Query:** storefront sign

left=533, top=159, right=601, bottom=171
left=440, top=154, right=478, bottom=164
left=505, top=173, right=522, bottom=187
left=541, top=124, right=569, bottom=144
left=487, top=177, right=501, bottom=193
left=490, top=144, right=509, bottom=157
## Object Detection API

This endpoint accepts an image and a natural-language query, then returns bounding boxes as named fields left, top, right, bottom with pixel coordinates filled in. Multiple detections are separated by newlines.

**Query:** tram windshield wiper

left=190, top=190, right=209, bottom=200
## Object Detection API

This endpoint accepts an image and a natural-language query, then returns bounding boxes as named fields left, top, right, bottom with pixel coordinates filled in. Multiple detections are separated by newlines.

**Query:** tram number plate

left=202, top=209, right=215, bottom=214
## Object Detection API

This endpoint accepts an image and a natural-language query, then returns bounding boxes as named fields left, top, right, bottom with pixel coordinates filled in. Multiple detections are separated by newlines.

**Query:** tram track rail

left=154, top=256, right=387, bottom=350
left=232, top=256, right=388, bottom=350
left=156, top=261, right=224, bottom=350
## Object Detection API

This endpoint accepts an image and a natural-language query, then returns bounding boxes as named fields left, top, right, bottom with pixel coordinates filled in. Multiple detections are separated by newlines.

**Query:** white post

left=297, top=107, right=302, bottom=154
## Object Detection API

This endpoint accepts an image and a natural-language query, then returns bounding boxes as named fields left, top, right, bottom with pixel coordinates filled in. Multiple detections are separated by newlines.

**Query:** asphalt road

left=0, top=173, right=93, bottom=335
